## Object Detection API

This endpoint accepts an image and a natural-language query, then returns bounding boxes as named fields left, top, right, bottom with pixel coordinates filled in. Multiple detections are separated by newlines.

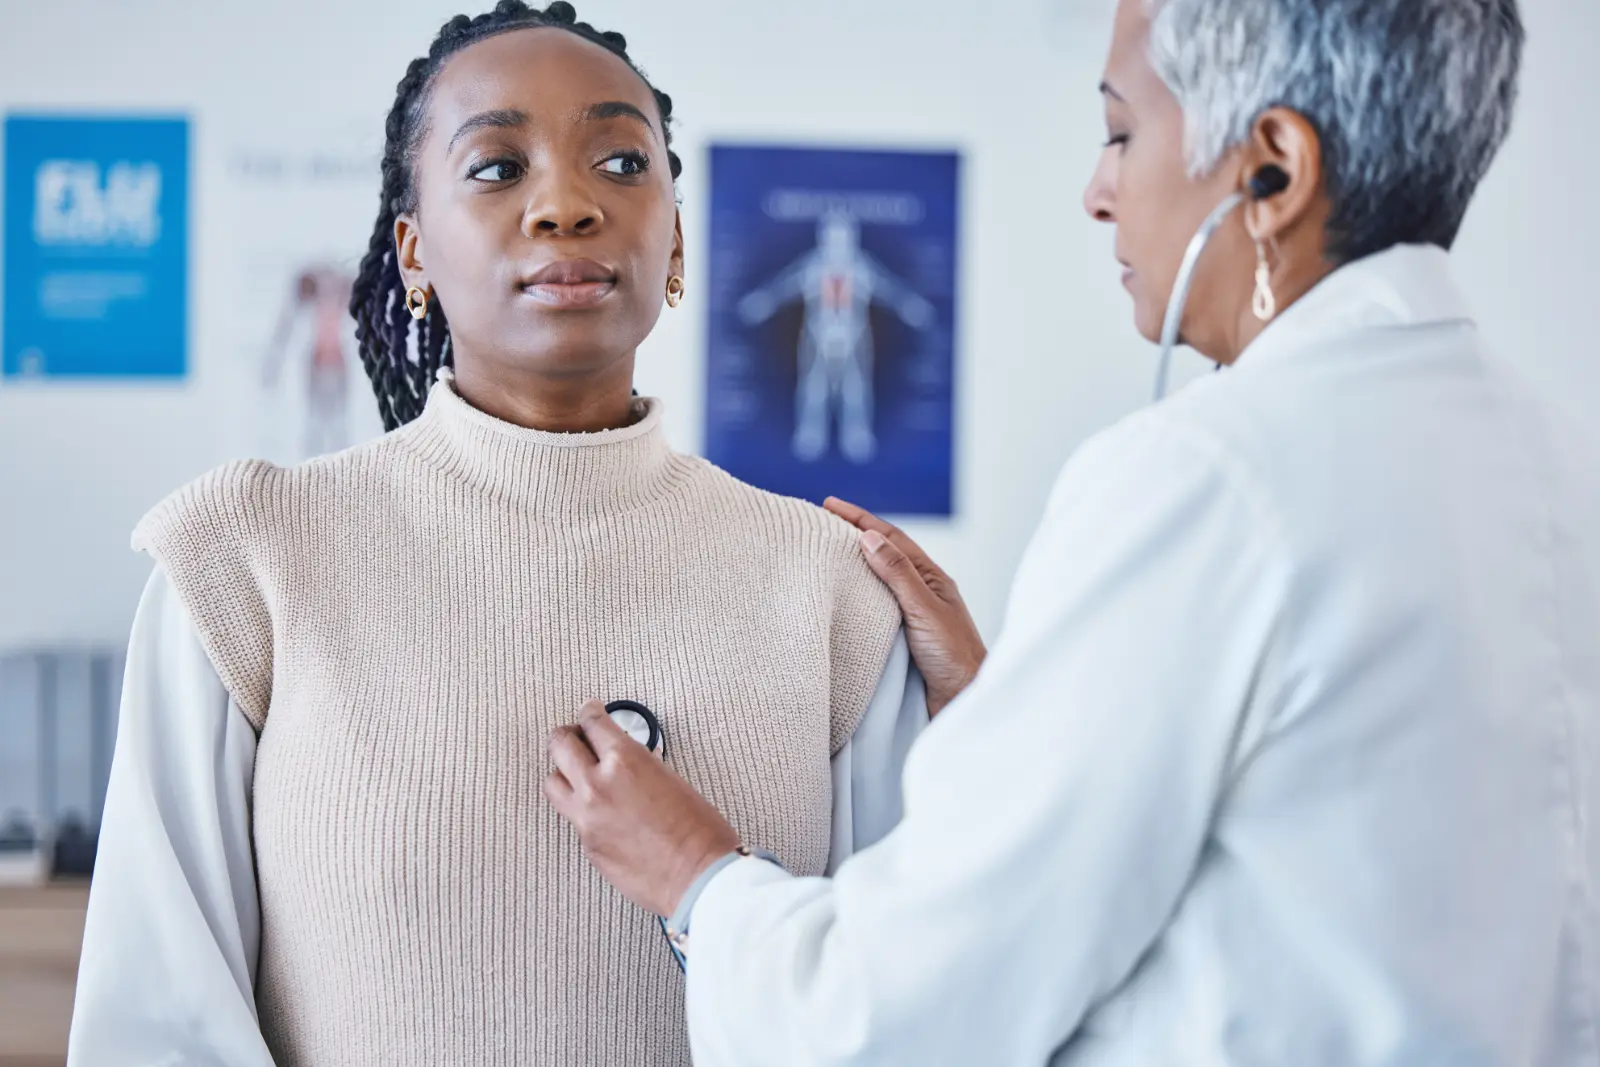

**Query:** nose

left=522, top=169, right=604, bottom=237
left=1083, top=147, right=1117, bottom=224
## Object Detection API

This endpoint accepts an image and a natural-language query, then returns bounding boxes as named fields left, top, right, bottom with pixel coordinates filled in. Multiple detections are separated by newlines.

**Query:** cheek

left=421, top=191, right=520, bottom=306
left=430, top=210, right=507, bottom=286
left=1111, top=155, right=1172, bottom=334
left=1121, top=149, right=1217, bottom=298
left=623, top=202, right=677, bottom=301
left=1116, top=148, right=1180, bottom=266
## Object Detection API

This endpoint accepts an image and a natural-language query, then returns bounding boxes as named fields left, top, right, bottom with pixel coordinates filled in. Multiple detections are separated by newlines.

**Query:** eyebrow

left=445, top=101, right=656, bottom=155
left=1099, top=80, right=1126, bottom=102
left=447, top=109, right=528, bottom=154
left=584, top=100, right=657, bottom=134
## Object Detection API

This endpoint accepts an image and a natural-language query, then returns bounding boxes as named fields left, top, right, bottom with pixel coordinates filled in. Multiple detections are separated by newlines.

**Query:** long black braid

left=349, top=0, right=682, bottom=431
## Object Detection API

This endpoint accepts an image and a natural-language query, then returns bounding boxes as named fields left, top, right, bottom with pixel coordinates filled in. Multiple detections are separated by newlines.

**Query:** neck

left=450, top=353, right=640, bottom=434
left=405, top=370, right=680, bottom=517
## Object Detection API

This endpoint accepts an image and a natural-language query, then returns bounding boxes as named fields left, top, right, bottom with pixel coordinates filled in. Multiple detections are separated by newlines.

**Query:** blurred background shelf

left=0, top=648, right=116, bottom=1066
left=0, top=648, right=121, bottom=889
left=0, top=882, right=89, bottom=1067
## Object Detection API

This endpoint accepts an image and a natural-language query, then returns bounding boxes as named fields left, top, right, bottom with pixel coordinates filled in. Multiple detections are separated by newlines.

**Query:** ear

left=1239, top=107, right=1325, bottom=243
left=669, top=208, right=685, bottom=280
left=394, top=211, right=427, bottom=290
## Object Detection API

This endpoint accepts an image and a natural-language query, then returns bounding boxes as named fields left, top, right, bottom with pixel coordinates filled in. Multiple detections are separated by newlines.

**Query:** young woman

left=67, top=5, right=927, bottom=1065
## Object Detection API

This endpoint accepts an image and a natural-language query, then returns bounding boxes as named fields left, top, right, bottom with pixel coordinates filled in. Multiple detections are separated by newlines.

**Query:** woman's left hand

left=545, top=701, right=742, bottom=918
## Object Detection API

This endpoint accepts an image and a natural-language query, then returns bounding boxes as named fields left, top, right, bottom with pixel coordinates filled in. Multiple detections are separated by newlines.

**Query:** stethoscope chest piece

left=605, top=700, right=664, bottom=756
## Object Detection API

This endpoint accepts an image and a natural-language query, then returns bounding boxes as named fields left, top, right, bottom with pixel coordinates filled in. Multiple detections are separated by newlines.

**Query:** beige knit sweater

left=131, top=374, right=901, bottom=1066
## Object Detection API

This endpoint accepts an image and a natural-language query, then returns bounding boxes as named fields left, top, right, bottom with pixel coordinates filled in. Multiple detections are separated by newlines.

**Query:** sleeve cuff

left=662, top=849, right=786, bottom=971
left=666, top=851, right=745, bottom=938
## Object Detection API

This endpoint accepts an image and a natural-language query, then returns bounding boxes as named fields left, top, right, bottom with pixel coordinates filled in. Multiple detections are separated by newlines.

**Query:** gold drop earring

left=404, top=285, right=430, bottom=321
left=1252, top=241, right=1276, bottom=323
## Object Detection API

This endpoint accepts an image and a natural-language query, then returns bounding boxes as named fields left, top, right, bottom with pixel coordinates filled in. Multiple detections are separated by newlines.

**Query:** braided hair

left=349, top=0, right=682, bottom=431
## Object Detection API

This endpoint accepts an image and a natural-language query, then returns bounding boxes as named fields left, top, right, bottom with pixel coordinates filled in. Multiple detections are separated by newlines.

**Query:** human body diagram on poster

left=261, top=265, right=356, bottom=458
left=738, top=209, right=933, bottom=465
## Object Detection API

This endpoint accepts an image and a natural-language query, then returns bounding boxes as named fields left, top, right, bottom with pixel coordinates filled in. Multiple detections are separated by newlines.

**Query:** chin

left=513, top=345, right=620, bottom=379
left=501, top=322, right=637, bottom=377
left=1132, top=297, right=1164, bottom=345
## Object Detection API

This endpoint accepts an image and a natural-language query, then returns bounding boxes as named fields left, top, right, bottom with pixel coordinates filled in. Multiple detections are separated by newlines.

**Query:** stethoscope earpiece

left=605, top=699, right=664, bottom=757
left=1248, top=164, right=1291, bottom=202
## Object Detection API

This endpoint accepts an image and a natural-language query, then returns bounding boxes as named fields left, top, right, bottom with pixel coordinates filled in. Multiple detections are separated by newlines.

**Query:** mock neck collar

left=400, top=369, right=685, bottom=517
left=1240, top=243, right=1474, bottom=368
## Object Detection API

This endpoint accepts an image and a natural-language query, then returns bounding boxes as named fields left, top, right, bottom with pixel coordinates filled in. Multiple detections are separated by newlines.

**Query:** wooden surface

left=0, top=883, right=88, bottom=1067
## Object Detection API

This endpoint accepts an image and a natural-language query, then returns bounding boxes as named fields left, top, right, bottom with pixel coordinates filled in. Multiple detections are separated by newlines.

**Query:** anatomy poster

left=221, top=127, right=385, bottom=464
left=706, top=145, right=958, bottom=516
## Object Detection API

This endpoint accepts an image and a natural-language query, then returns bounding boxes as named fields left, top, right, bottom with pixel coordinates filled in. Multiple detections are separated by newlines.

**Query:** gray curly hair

left=1145, top=0, right=1524, bottom=262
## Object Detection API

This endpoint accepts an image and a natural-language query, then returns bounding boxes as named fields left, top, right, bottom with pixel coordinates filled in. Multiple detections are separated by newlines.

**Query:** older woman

left=546, top=0, right=1600, bottom=1063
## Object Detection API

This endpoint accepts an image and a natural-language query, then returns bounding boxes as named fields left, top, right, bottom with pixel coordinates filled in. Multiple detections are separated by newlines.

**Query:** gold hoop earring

left=665, top=275, right=685, bottom=309
left=404, top=286, right=430, bottom=321
left=1252, top=242, right=1276, bottom=322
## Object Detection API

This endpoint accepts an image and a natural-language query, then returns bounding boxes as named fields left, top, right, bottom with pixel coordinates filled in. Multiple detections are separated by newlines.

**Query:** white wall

left=0, top=0, right=1595, bottom=650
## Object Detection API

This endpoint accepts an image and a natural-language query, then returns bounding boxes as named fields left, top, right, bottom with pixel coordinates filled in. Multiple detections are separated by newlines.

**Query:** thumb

left=577, top=699, right=632, bottom=757
left=861, top=530, right=935, bottom=618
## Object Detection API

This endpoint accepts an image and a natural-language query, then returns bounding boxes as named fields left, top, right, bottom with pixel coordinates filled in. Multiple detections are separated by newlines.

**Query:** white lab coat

left=685, top=245, right=1600, bottom=1066
left=66, top=574, right=927, bottom=1065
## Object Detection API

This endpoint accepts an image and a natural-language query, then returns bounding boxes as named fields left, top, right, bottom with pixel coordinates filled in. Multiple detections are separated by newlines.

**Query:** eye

left=1104, top=133, right=1131, bottom=150
left=599, top=151, right=650, bottom=177
left=468, top=159, right=523, bottom=183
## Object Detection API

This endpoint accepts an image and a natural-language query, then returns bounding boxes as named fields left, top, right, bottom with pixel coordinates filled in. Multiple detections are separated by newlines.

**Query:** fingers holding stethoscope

left=545, top=699, right=667, bottom=809
left=545, top=698, right=743, bottom=920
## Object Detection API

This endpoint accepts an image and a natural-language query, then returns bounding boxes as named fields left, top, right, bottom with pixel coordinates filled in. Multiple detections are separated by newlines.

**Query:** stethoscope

left=605, top=699, right=665, bottom=758
left=1150, top=164, right=1290, bottom=403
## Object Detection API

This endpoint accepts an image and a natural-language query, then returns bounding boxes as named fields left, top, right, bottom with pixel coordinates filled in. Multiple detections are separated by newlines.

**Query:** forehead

left=425, top=26, right=658, bottom=130
left=1103, top=0, right=1162, bottom=99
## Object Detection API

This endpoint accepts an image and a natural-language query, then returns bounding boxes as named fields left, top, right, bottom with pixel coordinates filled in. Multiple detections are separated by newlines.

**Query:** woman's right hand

left=825, top=498, right=987, bottom=717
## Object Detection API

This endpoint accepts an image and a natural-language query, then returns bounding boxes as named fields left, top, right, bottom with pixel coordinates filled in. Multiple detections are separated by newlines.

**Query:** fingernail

left=861, top=530, right=886, bottom=554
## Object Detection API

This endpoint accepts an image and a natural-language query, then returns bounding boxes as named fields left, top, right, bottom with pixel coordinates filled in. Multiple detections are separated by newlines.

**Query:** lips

left=519, top=258, right=618, bottom=309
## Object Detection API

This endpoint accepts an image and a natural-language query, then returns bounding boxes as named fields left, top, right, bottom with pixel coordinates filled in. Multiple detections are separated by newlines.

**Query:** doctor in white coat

left=546, top=0, right=1600, bottom=1063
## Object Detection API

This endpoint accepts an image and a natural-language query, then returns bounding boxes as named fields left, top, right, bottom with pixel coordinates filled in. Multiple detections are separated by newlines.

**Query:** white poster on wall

left=222, top=123, right=386, bottom=465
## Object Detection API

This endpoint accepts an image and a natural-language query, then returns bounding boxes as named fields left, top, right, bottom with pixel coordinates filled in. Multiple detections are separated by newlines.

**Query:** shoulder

left=128, top=436, right=407, bottom=726
left=131, top=433, right=406, bottom=556
left=681, top=457, right=901, bottom=618
left=1053, top=399, right=1280, bottom=521
left=132, top=458, right=286, bottom=558
left=1022, top=400, right=1294, bottom=607
left=682, top=458, right=880, bottom=558
left=1131, top=320, right=1551, bottom=551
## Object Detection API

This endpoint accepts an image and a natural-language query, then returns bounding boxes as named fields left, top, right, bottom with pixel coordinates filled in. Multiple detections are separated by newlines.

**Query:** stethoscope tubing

left=1152, top=191, right=1247, bottom=403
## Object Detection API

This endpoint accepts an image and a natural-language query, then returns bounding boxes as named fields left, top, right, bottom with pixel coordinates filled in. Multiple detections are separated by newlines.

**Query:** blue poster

left=3, top=115, right=189, bottom=379
left=707, top=145, right=958, bottom=516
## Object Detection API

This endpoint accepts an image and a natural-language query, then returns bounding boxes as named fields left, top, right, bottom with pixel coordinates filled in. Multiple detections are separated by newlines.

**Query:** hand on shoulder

left=824, top=498, right=986, bottom=716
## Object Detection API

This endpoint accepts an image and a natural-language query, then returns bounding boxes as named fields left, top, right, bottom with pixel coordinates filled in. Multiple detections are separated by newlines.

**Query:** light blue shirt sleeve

left=68, top=567, right=276, bottom=1066
left=827, top=628, right=928, bottom=872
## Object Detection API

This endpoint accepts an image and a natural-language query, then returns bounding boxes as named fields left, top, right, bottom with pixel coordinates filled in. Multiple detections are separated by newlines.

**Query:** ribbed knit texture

left=131, top=373, right=901, bottom=1066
